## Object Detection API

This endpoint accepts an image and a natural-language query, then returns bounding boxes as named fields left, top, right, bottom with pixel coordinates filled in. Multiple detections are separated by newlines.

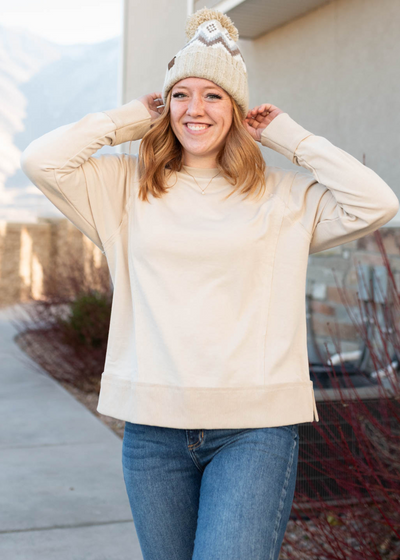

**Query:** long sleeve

left=20, top=99, right=152, bottom=254
left=260, top=113, right=399, bottom=255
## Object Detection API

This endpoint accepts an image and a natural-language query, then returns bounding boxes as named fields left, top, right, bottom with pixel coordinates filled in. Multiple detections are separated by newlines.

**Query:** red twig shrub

left=282, top=230, right=400, bottom=559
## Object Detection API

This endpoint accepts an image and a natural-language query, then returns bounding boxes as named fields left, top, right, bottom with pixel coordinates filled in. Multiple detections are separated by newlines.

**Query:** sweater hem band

left=96, top=375, right=319, bottom=429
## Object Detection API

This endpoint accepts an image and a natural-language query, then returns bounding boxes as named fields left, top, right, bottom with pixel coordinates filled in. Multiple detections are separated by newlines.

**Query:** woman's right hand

left=138, top=92, right=165, bottom=122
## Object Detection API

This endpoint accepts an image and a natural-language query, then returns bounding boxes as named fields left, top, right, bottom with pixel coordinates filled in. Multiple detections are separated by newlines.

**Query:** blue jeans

left=122, top=422, right=299, bottom=560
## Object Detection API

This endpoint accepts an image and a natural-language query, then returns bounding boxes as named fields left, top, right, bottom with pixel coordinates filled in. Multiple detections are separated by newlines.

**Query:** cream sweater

left=20, top=99, right=399, bottom=429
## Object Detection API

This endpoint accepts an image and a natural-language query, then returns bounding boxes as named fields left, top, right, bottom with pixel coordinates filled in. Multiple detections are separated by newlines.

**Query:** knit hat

left=162, top=7, right=249, bottom=117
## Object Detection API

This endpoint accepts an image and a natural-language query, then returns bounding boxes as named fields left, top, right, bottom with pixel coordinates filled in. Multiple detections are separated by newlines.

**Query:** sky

left=0, top=0, right=122, bottom=45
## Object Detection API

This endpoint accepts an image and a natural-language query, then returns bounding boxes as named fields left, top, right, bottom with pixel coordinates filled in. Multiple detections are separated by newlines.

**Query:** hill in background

left=0, top=25, right=120, bottom=222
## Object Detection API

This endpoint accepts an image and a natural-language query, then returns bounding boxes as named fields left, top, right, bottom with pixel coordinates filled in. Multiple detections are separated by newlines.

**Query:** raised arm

left=245, top=105, right=399, bottom=255
left=20, top=99, right=153, bottom=254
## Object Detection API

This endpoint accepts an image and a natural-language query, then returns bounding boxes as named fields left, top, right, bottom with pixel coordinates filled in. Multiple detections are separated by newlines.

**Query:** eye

left=171, top=92, right=223, bottom=99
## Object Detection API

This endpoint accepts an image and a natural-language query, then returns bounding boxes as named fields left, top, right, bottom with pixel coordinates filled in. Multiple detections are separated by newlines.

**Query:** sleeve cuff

left=102, top=99, right=152, bottom=146
left=260, top=112, right=314, bottom=163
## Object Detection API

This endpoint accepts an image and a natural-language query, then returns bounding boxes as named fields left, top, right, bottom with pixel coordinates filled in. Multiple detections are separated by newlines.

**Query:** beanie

left=162, top=7, right=249, bottom=117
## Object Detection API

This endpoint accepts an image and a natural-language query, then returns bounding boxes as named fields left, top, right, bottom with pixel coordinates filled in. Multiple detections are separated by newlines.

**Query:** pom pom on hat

left=185, top=7, right=239, bottom=42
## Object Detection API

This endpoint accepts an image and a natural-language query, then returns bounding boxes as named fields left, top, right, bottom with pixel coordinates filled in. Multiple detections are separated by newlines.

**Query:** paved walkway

left=0, top=304, right=142, bottom=559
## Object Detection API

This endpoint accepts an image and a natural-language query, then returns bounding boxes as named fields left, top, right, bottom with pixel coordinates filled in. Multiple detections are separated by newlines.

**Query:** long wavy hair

left=137, top=89, right=268, bottom=203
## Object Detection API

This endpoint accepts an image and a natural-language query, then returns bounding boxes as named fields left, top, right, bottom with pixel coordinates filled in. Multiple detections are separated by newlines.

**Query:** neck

left=182, top=153, right=218, bottom=169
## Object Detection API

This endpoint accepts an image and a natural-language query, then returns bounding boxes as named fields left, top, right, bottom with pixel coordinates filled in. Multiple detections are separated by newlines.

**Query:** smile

left=184, top=123, right=211, bottom=134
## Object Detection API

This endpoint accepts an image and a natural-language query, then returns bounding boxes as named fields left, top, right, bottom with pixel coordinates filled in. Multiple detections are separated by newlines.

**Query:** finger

left=150, top=93, right=163, bottom=101
left=254, top=112, right=270, bottom=122
left=255, top=107, right=271, bottom=117
left=248, top=111, right=267, bottom=122
left=249, top=104, right=273, bottom=116
left=250, top=104, right=268, bottom=112
left=151, top=93, right=165, bottom=111
left=249, top=118, right=266, bottom=129
left=247, top=114, right=267, bottom=126
left=249, top=112, right=268, bottom=122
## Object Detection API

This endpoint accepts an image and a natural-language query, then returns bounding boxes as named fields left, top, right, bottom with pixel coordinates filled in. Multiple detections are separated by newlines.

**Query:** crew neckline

left=180, top=164, right=221, bottom=179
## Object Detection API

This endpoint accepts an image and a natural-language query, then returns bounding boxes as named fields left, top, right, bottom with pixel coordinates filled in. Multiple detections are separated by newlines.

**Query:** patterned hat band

left=162, top=8, right=249, bottom=117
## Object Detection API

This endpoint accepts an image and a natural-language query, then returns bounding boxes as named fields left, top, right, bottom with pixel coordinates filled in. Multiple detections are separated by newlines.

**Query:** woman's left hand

left=243, top=103, right=284, bottom=142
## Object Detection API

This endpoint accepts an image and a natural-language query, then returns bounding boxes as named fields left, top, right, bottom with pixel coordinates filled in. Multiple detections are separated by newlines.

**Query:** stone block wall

left=0, top=218, right=111, bottom=309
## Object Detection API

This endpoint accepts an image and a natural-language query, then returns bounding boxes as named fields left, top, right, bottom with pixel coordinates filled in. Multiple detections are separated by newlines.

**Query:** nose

left=186, top=93, right=205, bottom=117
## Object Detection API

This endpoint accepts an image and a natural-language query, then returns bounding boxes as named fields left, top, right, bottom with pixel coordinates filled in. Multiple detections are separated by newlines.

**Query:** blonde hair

left=137, top=89, right=268, bottom=203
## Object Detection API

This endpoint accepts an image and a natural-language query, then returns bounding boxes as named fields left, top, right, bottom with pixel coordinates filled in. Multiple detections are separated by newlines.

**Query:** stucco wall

left=120, top=0, right=187, bottom=155
left=236, top=0, right=399, bottom=227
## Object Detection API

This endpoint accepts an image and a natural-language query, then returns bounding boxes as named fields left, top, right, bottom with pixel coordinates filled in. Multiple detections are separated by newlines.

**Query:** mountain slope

left=0, top=25, right=120, bottom=222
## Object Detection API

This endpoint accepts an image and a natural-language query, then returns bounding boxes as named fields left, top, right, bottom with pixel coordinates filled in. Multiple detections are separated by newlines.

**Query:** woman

left=20, top=7, right=399, bottom=560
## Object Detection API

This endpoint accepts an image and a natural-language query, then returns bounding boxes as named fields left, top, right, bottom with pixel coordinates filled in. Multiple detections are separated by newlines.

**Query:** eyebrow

left=172, top=86, right=222, bottom=91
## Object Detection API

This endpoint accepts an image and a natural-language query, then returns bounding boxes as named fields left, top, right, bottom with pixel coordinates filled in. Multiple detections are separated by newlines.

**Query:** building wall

left=120, top=0, right=188, bottom=155
left=233, top=0, right=400, bottom=227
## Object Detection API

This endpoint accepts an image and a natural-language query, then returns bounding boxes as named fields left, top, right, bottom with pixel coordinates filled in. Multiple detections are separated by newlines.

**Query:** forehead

left=172, top=77, right=223, bottom=91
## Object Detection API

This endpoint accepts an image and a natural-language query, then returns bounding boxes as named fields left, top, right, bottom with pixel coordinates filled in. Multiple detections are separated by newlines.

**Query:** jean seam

left=185, top=431, right=204, bottom=473
left=187, top=448, right=203, bottom=473
left=187, top=430, right=204, bottom=449
left=268, top=434, right=297, bottom=560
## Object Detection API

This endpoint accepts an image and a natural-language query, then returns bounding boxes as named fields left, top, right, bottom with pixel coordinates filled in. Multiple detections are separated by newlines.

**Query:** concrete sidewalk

left=0, top=304, right=143, bottom=559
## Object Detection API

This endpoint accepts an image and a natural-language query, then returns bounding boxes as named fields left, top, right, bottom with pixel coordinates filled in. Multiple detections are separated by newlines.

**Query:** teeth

left=186, top=124, right=209, bottom=130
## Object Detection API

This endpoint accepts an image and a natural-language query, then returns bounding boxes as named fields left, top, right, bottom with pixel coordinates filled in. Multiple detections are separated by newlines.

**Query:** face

left=169, top=77, right=233, bottom=167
